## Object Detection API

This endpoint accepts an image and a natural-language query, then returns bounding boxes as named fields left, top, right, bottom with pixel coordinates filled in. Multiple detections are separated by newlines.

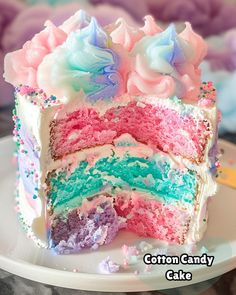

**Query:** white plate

left=0, top=136, right=236, bottom=292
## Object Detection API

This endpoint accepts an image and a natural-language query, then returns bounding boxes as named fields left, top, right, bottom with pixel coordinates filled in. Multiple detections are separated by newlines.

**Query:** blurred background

left=0, top=0, right=236, bottom=294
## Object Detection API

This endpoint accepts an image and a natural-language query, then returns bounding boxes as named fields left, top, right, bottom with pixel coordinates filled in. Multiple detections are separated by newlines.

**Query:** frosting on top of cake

left=4, top=10, right=207, bottom=102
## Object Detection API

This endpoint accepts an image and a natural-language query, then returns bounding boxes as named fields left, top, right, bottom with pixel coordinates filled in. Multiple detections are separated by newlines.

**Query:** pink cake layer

left=114, top=192, right=190, bottom=244
left=50, top=101, right=210, bottom=161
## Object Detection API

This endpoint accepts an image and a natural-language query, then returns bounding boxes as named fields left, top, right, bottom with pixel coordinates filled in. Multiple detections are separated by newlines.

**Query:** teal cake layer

left=47, top=153, right=197, bottom=213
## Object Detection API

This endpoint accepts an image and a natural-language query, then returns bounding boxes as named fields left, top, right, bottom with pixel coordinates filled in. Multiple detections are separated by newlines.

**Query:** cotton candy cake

left=4, top=11, right=219, bottom=254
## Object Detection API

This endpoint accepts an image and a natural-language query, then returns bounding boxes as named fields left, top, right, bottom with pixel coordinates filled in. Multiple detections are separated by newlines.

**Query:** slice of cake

left=4, top=11, right=219, bottom=254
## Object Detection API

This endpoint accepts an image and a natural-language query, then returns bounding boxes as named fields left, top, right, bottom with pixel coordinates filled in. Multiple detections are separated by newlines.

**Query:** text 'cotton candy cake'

left=4, top=11, right=219, bottom=254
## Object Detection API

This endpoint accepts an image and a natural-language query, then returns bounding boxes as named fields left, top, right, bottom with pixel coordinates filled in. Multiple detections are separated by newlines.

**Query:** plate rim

left=1, top=251, right=236, bottom=291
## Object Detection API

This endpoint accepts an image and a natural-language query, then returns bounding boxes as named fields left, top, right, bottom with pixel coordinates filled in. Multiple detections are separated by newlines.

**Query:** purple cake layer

left=50, top=195, right=120, bottom=254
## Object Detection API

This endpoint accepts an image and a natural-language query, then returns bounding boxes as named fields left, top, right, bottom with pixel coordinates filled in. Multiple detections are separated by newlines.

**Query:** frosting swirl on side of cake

left=37, top=17, right=123, bottom=101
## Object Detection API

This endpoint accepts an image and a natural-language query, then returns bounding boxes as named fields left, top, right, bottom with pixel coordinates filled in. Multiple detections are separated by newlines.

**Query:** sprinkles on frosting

left=15, top=85, right=62, bottom=109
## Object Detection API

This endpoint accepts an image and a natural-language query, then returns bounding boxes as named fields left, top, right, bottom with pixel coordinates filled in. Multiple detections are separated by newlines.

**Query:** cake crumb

left=200, top=246, right=209, bottom=254
left=99, top=256, right=120, bottom=274
left=138, top=241, right=153, bottom=252
left=144, top=265, right=152, bottom=273
left=154, top=247, right=168, bottom=255
left=122, top=244, right=140, bottom=265
left=184, top=243, right=197, bottom=254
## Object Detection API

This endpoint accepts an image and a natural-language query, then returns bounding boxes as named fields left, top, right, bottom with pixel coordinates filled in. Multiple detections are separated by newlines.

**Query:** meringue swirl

left=127, top=53, right=175, bottom=98
left=140, top=15, right=162, bottom=36
left=110, top=18, right=143, bottom=52
left=59, top=10, right=91, bottom=34
left=37, top=17, right=123, bottom=101
left=110, top=15, right=162, bottom=52
left=4, top=20, right=67, bottom=88
left=127, top=23, right=207, bottom=100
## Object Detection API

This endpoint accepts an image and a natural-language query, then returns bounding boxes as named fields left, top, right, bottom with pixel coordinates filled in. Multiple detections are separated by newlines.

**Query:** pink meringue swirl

left=140, top=15, right=162, bottom=36
left=4, top=20, right=66, bottom=88
left=110, top=15, right=161, bottom=52
left=110, top=18, right=144, bottom=52
left=127, top=54, right=175, bottom=98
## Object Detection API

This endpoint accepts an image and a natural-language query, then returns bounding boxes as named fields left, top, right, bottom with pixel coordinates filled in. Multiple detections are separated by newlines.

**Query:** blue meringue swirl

left=38, top=17, right=122, bottom=101
left=132, top=24, right=186, bottom=74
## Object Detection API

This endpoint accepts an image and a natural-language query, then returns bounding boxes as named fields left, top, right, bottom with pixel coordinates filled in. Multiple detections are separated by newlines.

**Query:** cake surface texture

left=4, top=11, right=219, bottom=253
